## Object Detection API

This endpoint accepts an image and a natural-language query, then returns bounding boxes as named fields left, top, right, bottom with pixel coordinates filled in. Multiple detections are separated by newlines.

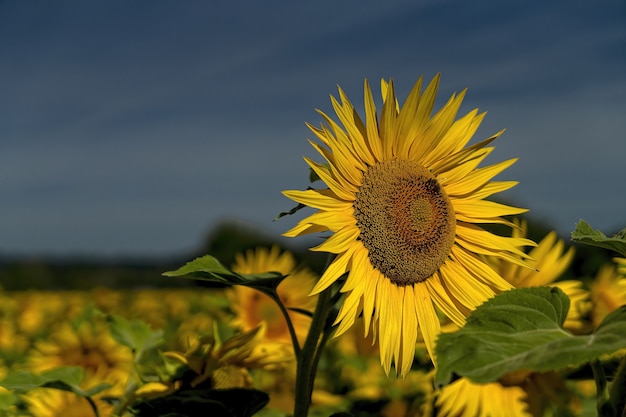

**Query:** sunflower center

left=353, top=159, right=456, bottom=285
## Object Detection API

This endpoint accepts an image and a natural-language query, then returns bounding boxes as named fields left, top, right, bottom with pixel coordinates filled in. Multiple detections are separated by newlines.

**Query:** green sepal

left=434, top=287, right=626, bottom=387
left=571, top=219, right=626, bottom=257
left=274, top=203, right=306, bottom=221
left=0, top=366, right=111, bottom=397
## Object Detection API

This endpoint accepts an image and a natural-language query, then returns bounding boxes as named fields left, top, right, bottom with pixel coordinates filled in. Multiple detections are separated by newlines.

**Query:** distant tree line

left=0, top=218, right=614, bottom=291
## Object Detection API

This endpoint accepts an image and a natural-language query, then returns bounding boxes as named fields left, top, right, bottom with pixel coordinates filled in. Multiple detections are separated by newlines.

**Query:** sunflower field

left=2, top=74, right=626, bottom=417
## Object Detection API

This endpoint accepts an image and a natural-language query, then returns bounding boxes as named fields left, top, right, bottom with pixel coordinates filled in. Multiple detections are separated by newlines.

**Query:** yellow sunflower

left=436, top=377, right=529, bottom=417
left=230, top=246, right=318, bottom=345
left=282, top=74, right=533, bottom=375
left=25, top=375, right=116, bottom=417
left=590, top=258, right=626, bottom=327
left=26, top=388, right=100, bottom=417
left=494, top=219, right=590, bottom=332
left=27, top=319, right=132, bottom=396
left=615, top=257, right=626, bottom=276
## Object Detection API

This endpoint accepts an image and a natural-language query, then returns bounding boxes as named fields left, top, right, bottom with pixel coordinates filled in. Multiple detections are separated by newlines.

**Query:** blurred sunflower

left=615, top=257, right=626, bottom=275
left=283, top=74, right=533, bottom=375
left=436, top=377, right=528, bottom=417
left=494, top=219, right=590, bottom=332
left=25, top=372, right=115, bottom=417
left=230, top=246, right=318, bottom=345
left=27, top=318, right=131, bottom=395
left=590, top=258, right=626, bottom=327
left=26, top=388, right=99, bottom=417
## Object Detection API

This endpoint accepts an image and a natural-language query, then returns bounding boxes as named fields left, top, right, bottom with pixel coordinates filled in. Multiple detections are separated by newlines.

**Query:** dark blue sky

left=1, top=1, right=625, bottom=257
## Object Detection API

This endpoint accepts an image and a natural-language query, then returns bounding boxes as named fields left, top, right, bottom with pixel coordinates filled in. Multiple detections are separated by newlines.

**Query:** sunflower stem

left=84, top=396, right=100, bottom=417
left=591, top=359, right=613, bottom=417
left=293, top=283, right=334, bottom=417
left=607, top=355, right=626, bottom=416
left=264, top=289, right=302, bottom=360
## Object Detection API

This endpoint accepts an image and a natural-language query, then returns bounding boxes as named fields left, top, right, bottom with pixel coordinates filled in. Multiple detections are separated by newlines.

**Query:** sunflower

left=230, top=246, right=318, bottom=345
left=435, top=377, right=529, bottom=417
left=27, top=318, right=132, bottom=396
left=25, top=374, right=116, bottom=417
left=26, top=388, right=100, bottom=417
left=494, top=219, right=590, bottom=332
left=283, top=74, right=533, bottom=375
left=590, top=258, right=626, bottom=327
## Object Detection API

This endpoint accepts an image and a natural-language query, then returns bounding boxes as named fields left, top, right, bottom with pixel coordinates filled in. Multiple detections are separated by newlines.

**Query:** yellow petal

left=363, top=79, right=383, bottom=161
left=443, top=158, right=517, bottom=197
left=304, top=157, right=356, bottom=201
left=310, top=244, right=356, bottom=294
left=282, top=188, right=351, bottom=210
left=414, top=283, right=440, bottom=362
left=453, top=199, right=528, bottom=219
left=400, top=286, right=418, bottom=377
left=311, top=225, right=360, bottom=254
left=379, top=78, right=398, bottom=159
left=425, top=273, right=468, bottom=326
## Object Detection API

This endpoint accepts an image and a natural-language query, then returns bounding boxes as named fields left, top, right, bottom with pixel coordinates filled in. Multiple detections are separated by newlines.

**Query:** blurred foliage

left=0, top=220, right=328, bottom=290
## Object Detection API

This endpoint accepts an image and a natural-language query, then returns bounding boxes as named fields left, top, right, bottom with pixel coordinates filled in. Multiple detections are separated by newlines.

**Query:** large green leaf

left=163, top=255, right=285, bottom=291
left=571, top=219, right=626, bottom=257
left=435, top=287, right=626, bottom=387
left=0, top=366, right=110, bottom=397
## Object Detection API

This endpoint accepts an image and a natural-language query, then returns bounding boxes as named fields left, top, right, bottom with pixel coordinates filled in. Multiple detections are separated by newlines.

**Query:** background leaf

left=0, top=367, right=111, bottom=397
left=435, top=287, right=626, bottom=387
left=571, top=219, right=626, bottom=257
left=105, top=314, right=164, bottom=362
left=163, top=255, right=285, bottom=291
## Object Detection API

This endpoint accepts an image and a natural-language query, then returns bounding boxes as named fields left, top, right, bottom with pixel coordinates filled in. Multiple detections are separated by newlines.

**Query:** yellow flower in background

left=329, top=318, right=435, bottom=415
left=436, top=377, right=529, bottom=417
left=615, top=257, right=626, bottom=275
left=283, top=74, right=533, bottom=375
left=25, top=373, right=116, bottom=417
left=495, top=219, right=590, bottom=332
left=498, top=220, right=574, bottom=288
left=163, top=324, right=293, bottom=391
left=590, top=258, right=626, bottom=327
left=230, top=246, right=317, bottom=345
left=26, top=388, right=100, bottom=417
left=27, top=319, right=132, bottom=395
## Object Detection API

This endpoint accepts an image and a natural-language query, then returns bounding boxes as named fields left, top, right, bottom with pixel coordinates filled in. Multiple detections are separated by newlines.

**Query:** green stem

left=293, top=284, right=334, bottom=417
left=592, top=360, right=613, bottom=417
left=84, top=396, right=100, bottom=417
left=608, top=355, right=626, bottom=417
left=264, top=289, right=302, bottom=360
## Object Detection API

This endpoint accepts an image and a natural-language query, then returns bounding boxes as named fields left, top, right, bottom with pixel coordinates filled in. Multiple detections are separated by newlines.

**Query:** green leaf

left=434, top=287, right=626, bottom=387
left=571, top=219, right=626, bottom=257
left=164, top=255, right=240, bottom=281
left=105, top=314, right=163, bottom=362
left=0, top=367, right=111, bottom=397
left=0, top=390, right=17, bottom=412
left=163, top=255, right=285, bottom=291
